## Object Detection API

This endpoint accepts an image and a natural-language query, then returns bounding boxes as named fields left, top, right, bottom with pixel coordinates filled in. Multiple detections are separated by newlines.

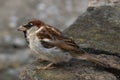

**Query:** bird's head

left=18, top=19, right=45, bottom=32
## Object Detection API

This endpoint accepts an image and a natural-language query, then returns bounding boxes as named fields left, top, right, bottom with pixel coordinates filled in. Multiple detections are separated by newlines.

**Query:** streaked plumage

left=18, top=19, right=109, bottom=69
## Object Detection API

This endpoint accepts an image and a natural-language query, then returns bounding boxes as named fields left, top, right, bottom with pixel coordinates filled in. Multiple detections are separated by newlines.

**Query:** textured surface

left=20, top=58, right=118, bottom=80
left=64, top=5, right=120, bottom=54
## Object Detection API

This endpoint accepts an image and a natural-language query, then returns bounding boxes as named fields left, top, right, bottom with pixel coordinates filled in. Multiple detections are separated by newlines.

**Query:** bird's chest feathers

left=27, top=32, right=53, bottom=54
left=25, top=27, right=72, bottom=63
left=27, top=33, right=42, bottom=49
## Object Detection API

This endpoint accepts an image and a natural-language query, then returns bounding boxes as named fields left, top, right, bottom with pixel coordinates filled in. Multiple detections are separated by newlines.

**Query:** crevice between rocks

left=83, top=48, right=120, bottom=80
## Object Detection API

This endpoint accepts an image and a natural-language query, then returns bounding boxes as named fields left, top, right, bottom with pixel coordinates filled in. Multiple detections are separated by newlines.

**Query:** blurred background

left=0, top=0, right=89, bottom=80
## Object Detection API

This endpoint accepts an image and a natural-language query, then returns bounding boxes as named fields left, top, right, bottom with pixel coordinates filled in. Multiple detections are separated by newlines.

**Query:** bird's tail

left=77, top=53, right=110, bottom=68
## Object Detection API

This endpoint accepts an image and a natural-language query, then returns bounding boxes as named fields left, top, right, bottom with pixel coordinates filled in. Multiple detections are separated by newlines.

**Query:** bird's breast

left=27, top=33, right=47, bottom=53
left=27, top=33, right=72, bottom=63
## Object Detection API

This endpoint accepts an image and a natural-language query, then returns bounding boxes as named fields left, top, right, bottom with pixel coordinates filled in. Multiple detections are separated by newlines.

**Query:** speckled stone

left=20, top=58, right=117, bottom=80
left=64, top=5, right=120, bottom=54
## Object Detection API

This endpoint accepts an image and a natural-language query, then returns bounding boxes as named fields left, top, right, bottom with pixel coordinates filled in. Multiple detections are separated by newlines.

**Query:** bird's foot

left=36, top=63, right=55, bottom=70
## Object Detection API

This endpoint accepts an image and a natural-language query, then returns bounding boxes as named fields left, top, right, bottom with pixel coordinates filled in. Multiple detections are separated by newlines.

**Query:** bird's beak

left=17, top=26, right=27, bottom=31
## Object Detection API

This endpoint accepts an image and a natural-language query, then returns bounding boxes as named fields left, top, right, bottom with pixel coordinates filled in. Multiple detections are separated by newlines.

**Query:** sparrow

left=18, top=19, right=109, bottom=70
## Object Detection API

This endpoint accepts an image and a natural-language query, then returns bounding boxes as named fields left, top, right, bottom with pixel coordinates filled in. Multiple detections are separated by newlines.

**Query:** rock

left=20, top=5, right=120, bottom=80
left=20, top=50, right=120, bottom=80
left=20, top=58, right=117, bottom=80
left=64, top=5, right=120, bottom=54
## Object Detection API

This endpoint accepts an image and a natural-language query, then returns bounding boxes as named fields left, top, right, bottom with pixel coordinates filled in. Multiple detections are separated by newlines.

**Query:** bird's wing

left=41, top=36, right=86, bottom=56
left=35, top=25, right=62, bottom=48
left=52, top=37, right=83, bottom=52
left=45, top=25, right=62, bottom=39
left=35, top=25, right=86, bottom=56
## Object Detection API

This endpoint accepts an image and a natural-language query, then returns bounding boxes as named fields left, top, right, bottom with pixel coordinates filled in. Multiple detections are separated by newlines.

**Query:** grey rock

left=20, top=57, right=118, bottom=80
left=64, top=5, right=120, bottom=53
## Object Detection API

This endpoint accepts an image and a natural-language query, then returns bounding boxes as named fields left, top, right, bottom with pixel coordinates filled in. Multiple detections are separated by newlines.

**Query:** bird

left=18, top=19, right=109, bottom=70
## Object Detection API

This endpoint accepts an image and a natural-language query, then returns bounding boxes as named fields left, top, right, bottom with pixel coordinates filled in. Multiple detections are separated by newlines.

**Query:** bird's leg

left=36, top=63, right=55, bottom=70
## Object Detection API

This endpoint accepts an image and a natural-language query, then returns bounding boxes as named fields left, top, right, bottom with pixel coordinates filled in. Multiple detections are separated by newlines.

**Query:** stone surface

left=20, top=58, right=118, bottom=80
left=64, top=5, right=120, bottom=54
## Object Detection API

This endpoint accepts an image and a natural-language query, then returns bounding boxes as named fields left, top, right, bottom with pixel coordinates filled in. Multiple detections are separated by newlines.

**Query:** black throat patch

left=23, top=31, right=29, bottom=44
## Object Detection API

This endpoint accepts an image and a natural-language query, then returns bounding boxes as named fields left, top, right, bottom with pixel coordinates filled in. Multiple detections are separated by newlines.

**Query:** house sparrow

left=18, top=19, right=109, bottom=70
left=88, top=0, right=119, bottom=7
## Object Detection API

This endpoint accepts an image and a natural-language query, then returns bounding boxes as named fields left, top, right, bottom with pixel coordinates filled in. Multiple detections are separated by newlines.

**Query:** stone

left=20, top=58, right=117, bottom=80
left=64, top=5, right=120, bottom=54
